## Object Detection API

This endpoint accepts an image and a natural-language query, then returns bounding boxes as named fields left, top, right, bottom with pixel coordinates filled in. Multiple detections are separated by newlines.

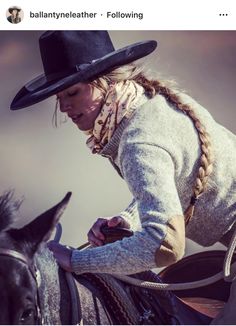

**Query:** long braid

left=135, top=75, right=214, bottom=225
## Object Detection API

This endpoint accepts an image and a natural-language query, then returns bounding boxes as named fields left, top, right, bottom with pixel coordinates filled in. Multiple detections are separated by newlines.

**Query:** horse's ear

left=9, top=192, right=72, bottom=255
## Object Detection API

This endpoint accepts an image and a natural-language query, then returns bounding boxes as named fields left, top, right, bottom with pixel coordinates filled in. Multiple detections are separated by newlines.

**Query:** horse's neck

left=35, top=247, right=71, bottom=325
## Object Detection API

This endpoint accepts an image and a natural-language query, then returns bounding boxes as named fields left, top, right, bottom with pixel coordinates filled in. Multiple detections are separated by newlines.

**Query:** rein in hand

left=54, top=223, right=236, bottom=291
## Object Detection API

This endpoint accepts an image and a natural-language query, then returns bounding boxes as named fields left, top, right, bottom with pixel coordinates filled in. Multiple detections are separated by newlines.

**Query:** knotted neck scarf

left=84, top=80, right=144, bottom=154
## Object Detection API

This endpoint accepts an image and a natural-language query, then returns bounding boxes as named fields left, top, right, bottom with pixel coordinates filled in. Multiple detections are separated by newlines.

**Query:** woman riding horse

left=10, top=31, right=236, bottom=324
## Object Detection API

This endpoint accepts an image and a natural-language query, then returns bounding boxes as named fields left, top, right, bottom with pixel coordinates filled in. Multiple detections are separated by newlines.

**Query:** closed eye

left=68, top=90, right=78, bottom=97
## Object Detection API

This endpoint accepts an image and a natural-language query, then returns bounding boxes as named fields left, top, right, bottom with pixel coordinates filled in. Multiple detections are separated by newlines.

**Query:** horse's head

left=0, top=191, right=71, bottom=325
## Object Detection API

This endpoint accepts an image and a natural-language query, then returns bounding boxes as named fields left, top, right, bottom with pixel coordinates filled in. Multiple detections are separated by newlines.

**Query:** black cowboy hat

left=10, top=31, right=157, bottom=110
left=8, top=6, right=21, bottom=13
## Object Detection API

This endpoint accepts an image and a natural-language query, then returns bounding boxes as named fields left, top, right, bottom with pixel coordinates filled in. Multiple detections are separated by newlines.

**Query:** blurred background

left=0, top=31, right=235, bottom=263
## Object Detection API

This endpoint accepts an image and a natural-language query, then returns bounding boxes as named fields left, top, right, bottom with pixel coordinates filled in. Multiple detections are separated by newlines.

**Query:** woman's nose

left=59, top=99, right=72, bottom=113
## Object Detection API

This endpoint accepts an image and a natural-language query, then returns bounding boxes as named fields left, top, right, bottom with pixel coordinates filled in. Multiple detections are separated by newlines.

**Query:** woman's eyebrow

left=68, top=86, right=78, bottom=91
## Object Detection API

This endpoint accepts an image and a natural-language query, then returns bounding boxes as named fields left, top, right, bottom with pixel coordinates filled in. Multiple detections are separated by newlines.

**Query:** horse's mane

left=35, top=247, right=61, bottom=324
left=0, top=190, right=22, bottom=232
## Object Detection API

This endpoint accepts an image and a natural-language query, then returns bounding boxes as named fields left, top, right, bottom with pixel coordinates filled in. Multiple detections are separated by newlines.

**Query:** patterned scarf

left=84, top=80, right=144, bottom=154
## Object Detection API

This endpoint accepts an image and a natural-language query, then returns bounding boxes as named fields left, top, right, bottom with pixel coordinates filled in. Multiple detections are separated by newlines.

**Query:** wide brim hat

left=8, top=6, right=21, bottom=13
left=10, top=31, right=157, bottom=110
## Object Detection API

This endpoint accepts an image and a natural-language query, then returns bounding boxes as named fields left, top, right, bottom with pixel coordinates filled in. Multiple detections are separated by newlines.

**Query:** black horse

left=0, top=191, right=233, bottom=324
left=0, top=191, right=128, bottom=324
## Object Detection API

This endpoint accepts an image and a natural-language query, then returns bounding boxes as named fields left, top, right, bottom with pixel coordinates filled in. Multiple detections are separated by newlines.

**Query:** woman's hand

left=87, top=216, right=130, bottom=246
left=47, top=240, right=73, bottom=272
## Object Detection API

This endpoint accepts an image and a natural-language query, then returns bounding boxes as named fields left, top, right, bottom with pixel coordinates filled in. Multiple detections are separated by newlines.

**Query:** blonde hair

left=54, top=62, right=214, bottom=224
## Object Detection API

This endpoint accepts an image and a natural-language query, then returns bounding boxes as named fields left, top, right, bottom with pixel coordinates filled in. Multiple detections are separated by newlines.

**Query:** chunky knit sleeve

left=71, top=139, right=185, bottom=275
left=119, top=141, right=183, bottom=231
left=119, top=141, right=186, bottom=267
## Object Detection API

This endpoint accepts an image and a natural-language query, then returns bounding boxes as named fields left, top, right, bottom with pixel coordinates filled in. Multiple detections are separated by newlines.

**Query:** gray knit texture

left=71, top=93, right=236, bottom=275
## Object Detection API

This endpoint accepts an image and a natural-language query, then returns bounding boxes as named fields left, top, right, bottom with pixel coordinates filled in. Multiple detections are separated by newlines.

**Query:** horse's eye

left=20, top=308, right=35, bottom=323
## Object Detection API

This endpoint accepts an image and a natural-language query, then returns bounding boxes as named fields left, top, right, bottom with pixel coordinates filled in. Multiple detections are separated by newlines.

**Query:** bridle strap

left=0, top=248, right=29, bottom=264
left=0, top=248, right=43, bottom=324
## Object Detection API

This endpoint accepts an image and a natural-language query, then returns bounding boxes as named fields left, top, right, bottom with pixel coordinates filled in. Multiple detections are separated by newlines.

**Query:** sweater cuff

left=71, top=248, right=109, bottom=274
left=71, top=249, right=89, bottom=274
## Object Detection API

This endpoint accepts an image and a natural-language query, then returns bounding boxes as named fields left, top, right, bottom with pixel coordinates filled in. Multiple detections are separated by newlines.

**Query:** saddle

left=73, top=227, right=233, bottom=324
left=159, top=250, right=236, bottom=319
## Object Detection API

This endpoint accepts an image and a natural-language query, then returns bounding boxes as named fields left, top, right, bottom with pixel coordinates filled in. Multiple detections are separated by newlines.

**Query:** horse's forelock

left=0, top=191, right=22, bottom=232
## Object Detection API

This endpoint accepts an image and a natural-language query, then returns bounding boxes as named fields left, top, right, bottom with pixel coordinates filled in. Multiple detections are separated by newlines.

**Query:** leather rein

left=0, top=248, right=43, bottom=324
left=78, top=225, right=236, bottom=291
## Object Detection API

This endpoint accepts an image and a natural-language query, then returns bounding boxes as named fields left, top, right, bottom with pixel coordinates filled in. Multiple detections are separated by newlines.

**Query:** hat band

left=25, top=62, right=94, bottom=92
left=45, top=63, right=91, bottom=82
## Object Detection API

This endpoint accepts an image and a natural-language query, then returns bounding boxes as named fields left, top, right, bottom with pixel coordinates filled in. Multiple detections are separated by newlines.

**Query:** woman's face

left=57, top=82, right=104, bottom=131
left=12, top=9, right=18, bottom=17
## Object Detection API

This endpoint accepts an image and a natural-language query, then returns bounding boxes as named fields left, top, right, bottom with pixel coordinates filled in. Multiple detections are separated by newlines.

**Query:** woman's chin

left=75, top=122, right=92, bottom=132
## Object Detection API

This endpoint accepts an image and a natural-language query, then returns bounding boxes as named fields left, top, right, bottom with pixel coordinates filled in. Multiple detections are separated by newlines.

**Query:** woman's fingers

left=87, top=216, right=131, bottom=246
left=47, top=240, right=73, bottom=272
left=91, top=218, right=107, bottom=239
left=87, top=229, right=104, bottom=246
left=87, top=218, right=107, bottom=246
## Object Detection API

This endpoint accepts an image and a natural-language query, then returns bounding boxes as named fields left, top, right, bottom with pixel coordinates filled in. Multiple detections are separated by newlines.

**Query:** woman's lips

left=71, top=113, right=83, bottom=123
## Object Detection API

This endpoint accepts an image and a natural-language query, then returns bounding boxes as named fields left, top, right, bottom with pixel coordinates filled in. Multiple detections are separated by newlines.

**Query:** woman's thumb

left=107, top=216, right=130, bottom=228
left=107, top=216, right=122, bottom=227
